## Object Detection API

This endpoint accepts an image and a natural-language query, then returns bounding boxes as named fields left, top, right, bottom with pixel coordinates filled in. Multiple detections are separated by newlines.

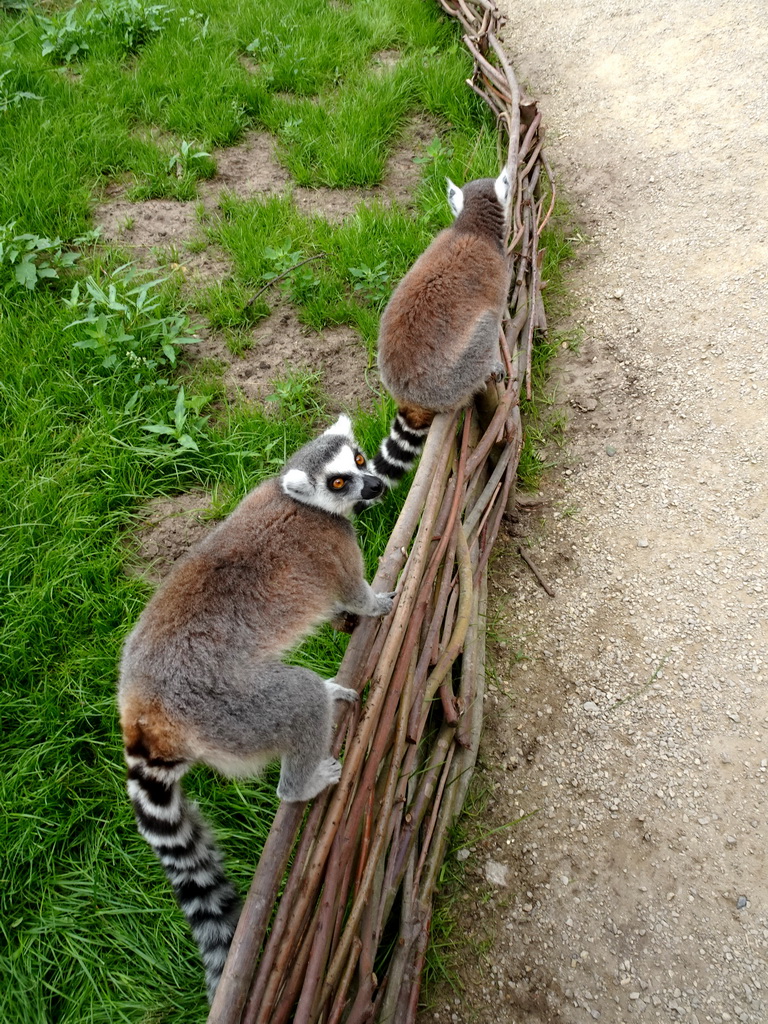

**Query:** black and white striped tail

left=126, top=756, right=241, bottom=1002
left=372, top=412, right=430, bottom=487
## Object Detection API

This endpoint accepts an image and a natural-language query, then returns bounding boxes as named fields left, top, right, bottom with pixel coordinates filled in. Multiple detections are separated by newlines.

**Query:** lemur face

left=281, top=415, right=384, bottom=516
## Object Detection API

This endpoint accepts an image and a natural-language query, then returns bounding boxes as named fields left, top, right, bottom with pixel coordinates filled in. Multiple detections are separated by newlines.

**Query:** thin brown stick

left=538, top=149, right=557, bottom=236
left=464, top=387, right=513, bottom=476
left=207, top=802, right=305, bottom=1024
left=463, top=37, right=509, bottom=97
left=377, top=844, right=417, bottom=1024
left=319, top=645, right=416, bottom=1004
left=413, top=743, right=456, bottom=890
left=377, top=723, right=455, bottom=933
left=488, top=33, right=520, bottom=172
left=326, top=936, right=363, bottom=1024
left=401, top=903, right=433, bottom=1024
left=353, top=785, right=375, bottom=899
left=518, top=111, right=542, bottom=168
left=245, top=253, right=326, bottom=307
left=455, top=580, right=481, bottom=749
left=518, top=545, right=556, bottom=596
left=292, top=831, right=343, bottom=1024
left=472, top=458, right=515, bottom=587
left=263, top=901, right=322, bottom=1024
left=463, top=444, right=514, bottom=538
left=465, top=75, right=503, bottom=116
left=438, top=682, right=459, bottom=724
left=420, top=524, right=473, bottom=708
left=237, top=792, right=330, bottom=1023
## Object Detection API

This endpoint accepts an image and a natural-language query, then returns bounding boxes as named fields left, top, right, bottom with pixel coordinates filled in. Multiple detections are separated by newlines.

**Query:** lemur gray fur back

left=118, top=415, right=392, bottom=1001
left=373, top=169, right=511, bottom=488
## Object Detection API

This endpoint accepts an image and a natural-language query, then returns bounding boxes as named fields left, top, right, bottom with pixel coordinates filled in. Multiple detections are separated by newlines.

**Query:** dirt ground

left=93, top=117, right=429, bottom=420
left=423, top=3, right=768, bottom=1023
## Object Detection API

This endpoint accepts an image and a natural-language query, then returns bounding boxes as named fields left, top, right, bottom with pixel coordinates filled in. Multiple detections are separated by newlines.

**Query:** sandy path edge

left=424, top=3, right=768, bottom=1022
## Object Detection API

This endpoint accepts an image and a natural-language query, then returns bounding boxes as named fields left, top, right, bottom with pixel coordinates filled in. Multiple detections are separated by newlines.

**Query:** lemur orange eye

left=332, top=478, right=346, bottom=489
left=355, top=453, right=365, bottom=466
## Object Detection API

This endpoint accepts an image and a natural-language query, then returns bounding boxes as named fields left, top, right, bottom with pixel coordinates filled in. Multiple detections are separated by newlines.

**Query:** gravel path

left=431, top=3, right=768, bottom=1022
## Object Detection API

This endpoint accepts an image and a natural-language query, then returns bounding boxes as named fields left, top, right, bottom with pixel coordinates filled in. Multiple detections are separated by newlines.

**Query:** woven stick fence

left=208, top=3, right=550, bottom=1021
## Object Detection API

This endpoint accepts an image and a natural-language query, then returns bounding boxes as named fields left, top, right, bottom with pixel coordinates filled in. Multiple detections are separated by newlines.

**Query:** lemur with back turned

left=118, top=416, right=393, bottom=1001
left=373, top=169, right=512, bottom=488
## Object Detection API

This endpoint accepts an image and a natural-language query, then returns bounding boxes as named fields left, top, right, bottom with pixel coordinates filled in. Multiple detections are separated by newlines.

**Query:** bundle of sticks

left=208, top=2, right=550, bottom=1020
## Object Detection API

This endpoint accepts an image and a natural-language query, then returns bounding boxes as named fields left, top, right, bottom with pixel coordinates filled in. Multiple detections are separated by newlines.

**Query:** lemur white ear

left=494, top=167, right=512, bottom=210
left=282, top=468, right=313, bottom=500
left=324, top=414, right=353, bottom=438
left=446, top=178, right=464, bottom=217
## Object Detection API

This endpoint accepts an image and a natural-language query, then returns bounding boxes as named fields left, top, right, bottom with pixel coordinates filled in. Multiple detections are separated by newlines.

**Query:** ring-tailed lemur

left=373, top=169, right=512, bottom=488
left=118, top=415, right=393, bottom=1001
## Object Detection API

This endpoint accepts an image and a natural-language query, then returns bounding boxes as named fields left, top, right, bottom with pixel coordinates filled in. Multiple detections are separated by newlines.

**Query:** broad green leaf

left=142, top=423, right=176, bottom=435
left=15, top=261, right=37, bottom=289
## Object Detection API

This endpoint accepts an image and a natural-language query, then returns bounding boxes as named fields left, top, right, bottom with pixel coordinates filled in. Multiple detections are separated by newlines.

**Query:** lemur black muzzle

left=361, top=475, right=384, bottom=500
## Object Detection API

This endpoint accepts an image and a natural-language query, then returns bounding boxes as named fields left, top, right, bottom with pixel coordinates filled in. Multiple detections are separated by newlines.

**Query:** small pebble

left=736, top=895, right=748, bottom=910
left=583, top=701, right=599, bottom=712
left=485, top=859, right=509, bottom=887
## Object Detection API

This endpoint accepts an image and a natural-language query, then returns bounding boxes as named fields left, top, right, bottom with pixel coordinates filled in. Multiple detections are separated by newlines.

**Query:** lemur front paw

left=325, top=679, right=359, bottom=704
left=374, top=590, right=396, bottom=617
left=278, top=758, right=343, bottom=802
left=489, top=361, right=507, bottom=383
left=317, top=757, right=343, bottom=787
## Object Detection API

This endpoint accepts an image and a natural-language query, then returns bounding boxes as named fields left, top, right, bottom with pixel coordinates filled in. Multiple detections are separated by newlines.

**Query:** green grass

left=0, top=0, right=571, bottom=1018
left=517, top=194, right=577, bottom=490
left=421, top=781, right=518, bottom=1006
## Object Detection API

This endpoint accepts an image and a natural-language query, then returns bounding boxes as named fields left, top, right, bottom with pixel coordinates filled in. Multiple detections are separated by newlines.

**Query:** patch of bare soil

left=192, top=306, right=377, bottom=413
left=95, top=115, right=433, bottom=268
left=95, top=197, right=200, bottom=248
left=125, top=490, right=216, bottom=584
left=292, top=185, right=372, bottom=224
left=200, top=132, right=292, bottom=201
left=201, top=120, right=432, bottom=222
left=371, top=49, right=401, bottom=72
left=199, top=130, right=364, bottom=219
left=380, top=116, right=434, bottom=209
left=93, top=198, right=232, bottom=285
left=238, top=55, right=260, bottom=76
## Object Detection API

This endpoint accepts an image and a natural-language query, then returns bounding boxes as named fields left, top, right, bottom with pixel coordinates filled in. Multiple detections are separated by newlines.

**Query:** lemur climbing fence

left=208, top=2, right=550, bottom=1021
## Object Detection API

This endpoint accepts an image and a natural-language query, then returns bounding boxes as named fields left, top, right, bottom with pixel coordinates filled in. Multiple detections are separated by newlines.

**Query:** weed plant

left=0, top=0, right=570, bottom=1019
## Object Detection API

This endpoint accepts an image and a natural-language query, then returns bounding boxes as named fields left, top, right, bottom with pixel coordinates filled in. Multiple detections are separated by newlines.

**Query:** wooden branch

left=208, top=802, right=305, bottom=1024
